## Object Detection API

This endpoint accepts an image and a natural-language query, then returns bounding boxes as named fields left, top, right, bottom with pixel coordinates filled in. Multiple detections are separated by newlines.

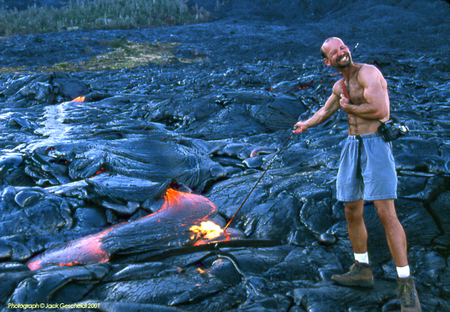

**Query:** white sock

left=397, top=265, right=410, bottom=278
left=354, top=252, right=369, bottom=264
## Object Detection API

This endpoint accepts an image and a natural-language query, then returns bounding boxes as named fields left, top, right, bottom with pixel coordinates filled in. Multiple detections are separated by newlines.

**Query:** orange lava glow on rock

left=90, top=167, right=109, bottom=178
left=157, top=188, right=216, bottom=222
left=162, top=188, right=186, bottom=212
left=71, top=96, right=85, bottom=102
left=27, top=227, right=113, bottom=271
left=27, top=260, right=43, bottom=271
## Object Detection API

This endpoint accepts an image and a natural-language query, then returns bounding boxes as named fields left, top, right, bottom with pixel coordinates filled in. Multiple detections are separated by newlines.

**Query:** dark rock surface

left=1, top=0, right=450, bottom=311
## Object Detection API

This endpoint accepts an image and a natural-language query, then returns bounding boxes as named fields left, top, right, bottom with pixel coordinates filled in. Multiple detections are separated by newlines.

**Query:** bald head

left=320, top=37, right=345, bottom=59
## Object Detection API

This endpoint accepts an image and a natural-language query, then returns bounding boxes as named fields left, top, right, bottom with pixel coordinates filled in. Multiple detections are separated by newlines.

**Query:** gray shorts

left=336, top=133, right=397, bottom=202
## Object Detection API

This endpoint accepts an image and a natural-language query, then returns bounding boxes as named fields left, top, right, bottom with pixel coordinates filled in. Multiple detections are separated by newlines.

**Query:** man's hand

left=293, top=121, right=308, bottom=133
left=339, top=94, right=352, bottom=113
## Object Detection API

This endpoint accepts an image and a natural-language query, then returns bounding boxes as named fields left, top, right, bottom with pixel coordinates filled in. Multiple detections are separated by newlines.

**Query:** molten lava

left=190, top=221, right=223, bottom=240
left=71, top=96, right=86, bottom=102
left=27, top=227, right=113, bottom=271
left=26, top=187, right=244, bottom=270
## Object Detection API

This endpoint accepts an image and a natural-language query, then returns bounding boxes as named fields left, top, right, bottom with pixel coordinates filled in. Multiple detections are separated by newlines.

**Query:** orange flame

left=189, top=221, right=223, bottom=240
left=72, top=96, right=86, bottom=102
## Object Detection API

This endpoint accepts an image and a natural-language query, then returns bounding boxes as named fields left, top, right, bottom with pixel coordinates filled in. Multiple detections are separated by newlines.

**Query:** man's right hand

left=293, top=121, right=308, bottom=133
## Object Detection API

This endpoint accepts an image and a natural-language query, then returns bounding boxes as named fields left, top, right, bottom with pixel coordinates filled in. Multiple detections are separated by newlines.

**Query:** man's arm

left=293, top=85, right=340, bottom=133
left=339, top=66, right=387, bottom=120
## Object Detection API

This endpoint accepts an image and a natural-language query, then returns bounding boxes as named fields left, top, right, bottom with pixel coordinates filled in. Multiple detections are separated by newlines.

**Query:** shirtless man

left=293, top=37, right=420, bottom=312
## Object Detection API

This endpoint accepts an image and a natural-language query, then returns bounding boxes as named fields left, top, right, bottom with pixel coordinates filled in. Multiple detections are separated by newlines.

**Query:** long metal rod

left=223, top=132, right=294, bottom=232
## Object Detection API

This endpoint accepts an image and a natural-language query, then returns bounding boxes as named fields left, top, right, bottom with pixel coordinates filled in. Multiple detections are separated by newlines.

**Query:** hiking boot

left=331, top=261, right=374, bottom=287
left=397, top=276, right=421, bottom=312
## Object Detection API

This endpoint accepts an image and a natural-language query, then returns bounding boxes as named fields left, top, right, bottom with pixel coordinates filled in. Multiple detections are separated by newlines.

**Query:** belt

left=347, top=132, right=380, bottom=140
left=349, top=133, right=380, bottom=179
left=356, top=135, right=363, bottom=179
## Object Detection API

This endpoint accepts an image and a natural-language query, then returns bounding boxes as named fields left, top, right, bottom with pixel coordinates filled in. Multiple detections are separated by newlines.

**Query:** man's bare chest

left=341, top=79, right=365, bottom=104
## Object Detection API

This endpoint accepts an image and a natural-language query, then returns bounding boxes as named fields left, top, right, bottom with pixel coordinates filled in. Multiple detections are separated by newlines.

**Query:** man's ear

left=323, top=58, right=331, bottom=67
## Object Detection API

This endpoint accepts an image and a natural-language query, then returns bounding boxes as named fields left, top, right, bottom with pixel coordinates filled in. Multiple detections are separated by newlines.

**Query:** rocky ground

left=0, top=0, right=450, bottom=311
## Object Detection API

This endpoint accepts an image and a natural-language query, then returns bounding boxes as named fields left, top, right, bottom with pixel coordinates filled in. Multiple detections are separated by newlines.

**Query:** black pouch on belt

left=377, top=117, right=410, bottom=142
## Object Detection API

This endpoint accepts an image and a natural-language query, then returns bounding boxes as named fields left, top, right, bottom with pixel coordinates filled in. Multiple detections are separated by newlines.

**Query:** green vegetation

left=0, top=39, right=206, bottom=74
left=0, top=0, right=210, bottom=36
left=0, top=0, right=211, bottom=74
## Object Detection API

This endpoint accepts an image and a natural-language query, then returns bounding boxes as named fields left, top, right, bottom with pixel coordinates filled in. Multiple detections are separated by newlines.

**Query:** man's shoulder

left=333, top=77, right=344, bottom=86
left=358, top=63, right=384, bottom=83
left=359, top=63, right=383, bottom=77
left=332, top=78, right=344, bottom=94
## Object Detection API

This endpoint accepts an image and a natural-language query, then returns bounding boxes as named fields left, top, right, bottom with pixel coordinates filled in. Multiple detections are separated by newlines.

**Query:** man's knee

left=374, top=199, right=398, bottom=224
left=345, top=200, right=363, bottom=210
left=345, top=200, right=364, bottom=219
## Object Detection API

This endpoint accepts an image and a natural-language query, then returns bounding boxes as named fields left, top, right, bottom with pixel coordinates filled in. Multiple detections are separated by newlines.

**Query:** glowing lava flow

left=71, top=96, right=85, bottom=102
left=27, top=228, right=113, bottom=271
left=26, top=188, right=244, bottom=270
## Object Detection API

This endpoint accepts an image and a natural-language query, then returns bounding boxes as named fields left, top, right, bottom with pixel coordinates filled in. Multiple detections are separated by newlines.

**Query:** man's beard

left=336, top=53, right=352, bottom=68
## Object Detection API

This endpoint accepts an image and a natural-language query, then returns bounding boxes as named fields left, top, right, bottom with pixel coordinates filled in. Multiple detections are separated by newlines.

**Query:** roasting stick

left=223, top=131, right=294, bottom=232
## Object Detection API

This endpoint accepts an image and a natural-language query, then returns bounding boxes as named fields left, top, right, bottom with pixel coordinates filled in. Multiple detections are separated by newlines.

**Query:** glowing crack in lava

left=26, top=188, right=244, bottom=270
